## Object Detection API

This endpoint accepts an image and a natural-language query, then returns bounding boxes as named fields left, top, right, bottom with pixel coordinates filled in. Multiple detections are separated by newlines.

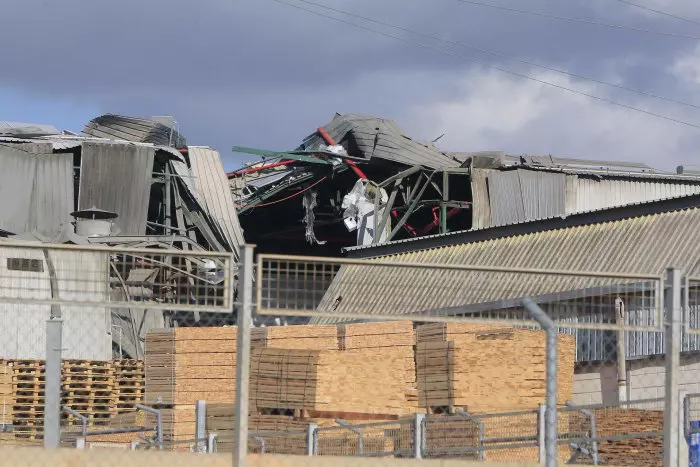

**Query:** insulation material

left=302, top=190, right=326, bottom=245
left=341, top=179, right=389, bottom=245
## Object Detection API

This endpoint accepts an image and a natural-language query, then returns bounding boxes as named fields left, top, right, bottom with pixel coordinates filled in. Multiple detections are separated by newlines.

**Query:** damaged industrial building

left=4, top=111, right=700, bottom=361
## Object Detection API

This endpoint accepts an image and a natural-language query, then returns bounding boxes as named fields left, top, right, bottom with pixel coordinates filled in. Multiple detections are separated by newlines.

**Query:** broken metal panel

left=78, top=142, right=155, bottom=235
left=0, top=145, right=37, bottom=234
left=83, top=114, right=187, bottom=148
left=300, top=114, right=461, bottom=169
left=187, top=147, right=244, bottom=255
left=470, top=169, right=492, bottom=230
left=28, top=153, right=74, bottom=241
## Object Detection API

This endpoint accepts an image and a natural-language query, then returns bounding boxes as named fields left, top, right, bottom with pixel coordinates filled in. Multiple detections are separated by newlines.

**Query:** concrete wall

left=0, top=448, right=586, bottom=467
left=572, top=352, right=700, bottom=405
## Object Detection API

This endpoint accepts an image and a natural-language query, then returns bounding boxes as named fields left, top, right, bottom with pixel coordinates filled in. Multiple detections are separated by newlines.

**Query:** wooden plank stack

left=113, top=360, right=145, bottom=413
left=589, top=408, right=663, bottom=467
left=252, top=326, right=338, bottom=350
left=338, top=321, right=418, bottom=412
left=249, top=347, right=407, bottom=415
left=145, top=327, right=237, bottom=405
left=415, top=323, right=575, bottom=413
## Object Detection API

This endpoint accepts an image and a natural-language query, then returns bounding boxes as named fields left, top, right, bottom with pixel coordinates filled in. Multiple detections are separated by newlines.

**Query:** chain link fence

left=0, top=243, right=692, bottom=467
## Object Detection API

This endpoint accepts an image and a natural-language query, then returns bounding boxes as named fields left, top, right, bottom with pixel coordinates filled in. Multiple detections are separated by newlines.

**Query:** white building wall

left=572, top=353, right=700, bottom=405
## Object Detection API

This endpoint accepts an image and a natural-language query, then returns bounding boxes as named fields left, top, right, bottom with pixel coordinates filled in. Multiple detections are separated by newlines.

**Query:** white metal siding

left=566, top=177, right=700, bottom=214
left=0, top=247, right=111, bottom=360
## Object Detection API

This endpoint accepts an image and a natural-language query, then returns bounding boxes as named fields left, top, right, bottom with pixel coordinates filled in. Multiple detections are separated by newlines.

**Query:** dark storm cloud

left=1, top=0, right=699, bottom=168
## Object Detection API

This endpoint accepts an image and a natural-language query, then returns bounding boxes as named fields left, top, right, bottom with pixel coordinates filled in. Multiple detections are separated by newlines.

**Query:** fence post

left=195, top=400, right=206, bottom=453
left=307, top=423, right=317, bottom=456
left=234, top=244, right=254, bottom=467
left=414, top=413, right=424, bottom=459
left=44, top=318, right=63, bottom=449
left=523, top=298, right=558, bottom=467
left=664, top=268, right=682, bottom=467
left=538, top=403, right=546, bottom=465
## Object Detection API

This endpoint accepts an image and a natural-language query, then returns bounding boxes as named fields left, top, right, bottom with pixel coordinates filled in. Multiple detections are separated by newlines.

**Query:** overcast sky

left=2, top=0, right=700, bottom=171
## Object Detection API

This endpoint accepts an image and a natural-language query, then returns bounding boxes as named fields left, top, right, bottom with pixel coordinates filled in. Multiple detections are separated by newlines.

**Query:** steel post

left=44, top=319, right=63, bottom=449
left=664, top=268, right=682, bottom=467
left=234, top=245, right=254, bottom=467
left=538, top=403, right=546, bottom=465
left=307, top=423, right=317, bottom=456
left=523, top=298, right=558, bottom=467
left=196, top=400, right=206, bottom=453
left=414, top=413, right=424, bottom=459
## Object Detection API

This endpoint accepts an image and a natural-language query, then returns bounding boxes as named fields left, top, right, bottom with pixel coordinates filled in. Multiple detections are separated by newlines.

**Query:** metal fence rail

left=0, top=242, right=235, bottom=312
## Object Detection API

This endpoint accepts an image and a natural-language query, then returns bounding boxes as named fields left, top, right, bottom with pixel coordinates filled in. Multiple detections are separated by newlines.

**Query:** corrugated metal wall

left=0, top=146, right=38, bottom=233
left=477, top=169, right=700, bottom=229
left=27, top=153, right=74, bottom=240
left=78, top=142, right=155, bottom=235
left=487, top=169, right=566, bottom=226
left=566, top=176, right=700, bottom=214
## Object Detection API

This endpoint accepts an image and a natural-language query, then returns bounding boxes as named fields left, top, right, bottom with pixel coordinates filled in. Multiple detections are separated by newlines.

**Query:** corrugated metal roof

left=78, top=142, right=155, bottom=235
left=0, top=121, right=59, bottom=137
left=299, top=114, right=461, bottom=169
left=83, top=114, right=186, bottom=148
left=187, top=146, right=244, bottom=256
left=312, top=202, right=700, bottom=324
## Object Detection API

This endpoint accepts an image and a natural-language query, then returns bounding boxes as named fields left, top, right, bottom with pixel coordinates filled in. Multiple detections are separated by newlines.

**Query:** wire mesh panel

left=0, top=242, right=235, bottom=312
left=256, top=254, right=664, bottom=331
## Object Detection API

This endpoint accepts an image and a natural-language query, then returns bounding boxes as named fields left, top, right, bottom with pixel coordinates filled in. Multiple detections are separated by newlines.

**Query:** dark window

left=6, top=258, right=44, bottom=273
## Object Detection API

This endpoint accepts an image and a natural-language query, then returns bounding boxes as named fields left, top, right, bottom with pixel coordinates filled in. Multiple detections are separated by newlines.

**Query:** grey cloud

left=1, top=0, right=699, bottom=168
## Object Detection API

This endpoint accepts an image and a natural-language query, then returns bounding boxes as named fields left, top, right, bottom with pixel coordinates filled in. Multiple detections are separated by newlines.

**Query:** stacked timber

left=145, top=327, right=237, bottom=405
left=589, top=408, right=663, bottom=467
left=337, top=321, right=417, bottom=411
left=249, top=348, right=407, bottom=415
left=206, top=404, right=395, bottom=456
left=113, top=360, right=145, bottom=413
left=252, top=325, right=338, bottom=350
left=415, top=323, right=575, bottom=413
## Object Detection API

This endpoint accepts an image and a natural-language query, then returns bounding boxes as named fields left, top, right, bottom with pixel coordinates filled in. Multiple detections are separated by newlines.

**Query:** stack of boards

left=206, top=403, right=395, bottom=456
left=592, top=408, right=663, bottom=467
left=338, top=321, right=417, bottom=412
left=415, top=323, right=575, bottom=413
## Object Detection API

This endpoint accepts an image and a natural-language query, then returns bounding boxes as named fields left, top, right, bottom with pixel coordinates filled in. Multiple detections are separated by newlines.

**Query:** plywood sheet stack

left=145, top=327, right=237, bottom=405
left=113, top=359, right=145, bottom=413
left=250, top=347, right=407, bottom=415
left=590, top=408, right=663, bottom=467
left=416, top=323, right=575, bottom=413
left=252, top=325, right=338, bottom=351
left=337, top=321, right=417, bottom=412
